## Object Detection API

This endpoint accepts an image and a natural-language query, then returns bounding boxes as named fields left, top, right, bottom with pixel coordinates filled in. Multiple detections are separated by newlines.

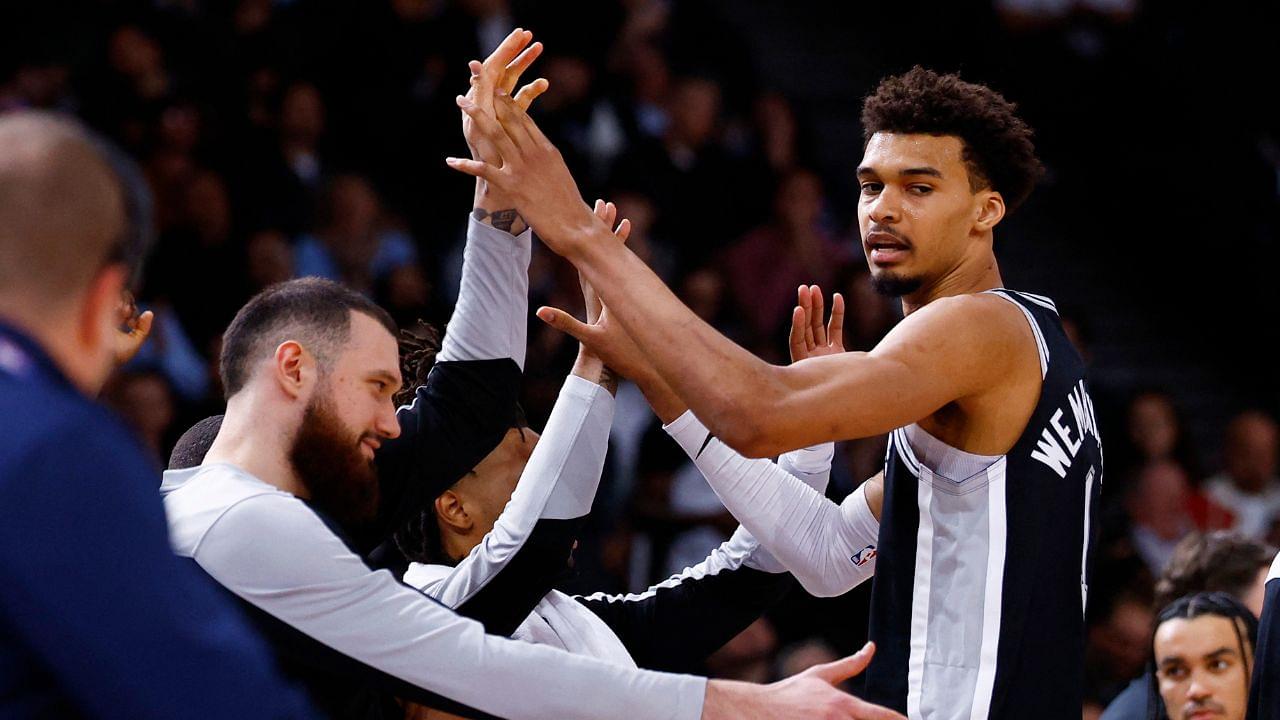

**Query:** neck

left=443, top=531, right=480, bottom=565
left=900, top=242, right=1003, bottom=316
left=204, top=390, right=308, bottom=497
left=0, top=304, right=103, bottom=395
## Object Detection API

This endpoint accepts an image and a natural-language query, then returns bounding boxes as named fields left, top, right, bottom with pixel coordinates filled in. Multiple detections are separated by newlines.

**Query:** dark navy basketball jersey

left=864, top=289, right=1103, bottom=719
left=1248, top=553, right=1280, bottom=719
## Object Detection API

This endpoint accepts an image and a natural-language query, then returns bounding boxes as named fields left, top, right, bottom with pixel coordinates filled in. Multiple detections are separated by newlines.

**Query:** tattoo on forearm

left=599, top=365, right=620, bottom=396
left=472, top=208, right=522, bottom=233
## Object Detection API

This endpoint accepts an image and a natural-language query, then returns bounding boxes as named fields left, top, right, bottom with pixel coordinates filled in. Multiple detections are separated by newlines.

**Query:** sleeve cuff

left=662, top=410, right=707, bottom=456
left=467, top=213, right=533, bottom=251
left=779, top=443, right=835, bottom=474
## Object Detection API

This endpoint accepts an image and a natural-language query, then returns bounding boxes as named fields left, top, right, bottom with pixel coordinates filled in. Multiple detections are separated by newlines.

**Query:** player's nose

left=376, top=401, right=402, bottom=440
left=866, top=187, right=900, bottom=224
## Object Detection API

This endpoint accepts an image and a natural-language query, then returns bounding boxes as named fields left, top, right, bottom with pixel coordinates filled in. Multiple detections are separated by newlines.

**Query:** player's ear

left=273, top=340, right=312, bottom=400
left=973, top=189, right=1005, bottom=234
left=435, top=490, right=472, bottom=533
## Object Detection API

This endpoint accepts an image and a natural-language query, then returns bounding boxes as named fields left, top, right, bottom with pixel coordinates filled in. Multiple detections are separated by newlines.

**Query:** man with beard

left=451, top=65, right=1103, bottom=718
left=160, top=277, right=903, bottom=720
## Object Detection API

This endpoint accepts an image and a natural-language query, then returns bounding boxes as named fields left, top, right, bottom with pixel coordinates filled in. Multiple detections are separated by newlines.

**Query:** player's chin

left=868, top=268, right=923, bottom=298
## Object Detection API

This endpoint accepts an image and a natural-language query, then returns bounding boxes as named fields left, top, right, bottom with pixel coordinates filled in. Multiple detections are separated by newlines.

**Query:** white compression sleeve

left=437, top=215, right=532, bottom=368
left=664, top=412, right=879, bottom=597
left=418, top=375, right=612, bottom=608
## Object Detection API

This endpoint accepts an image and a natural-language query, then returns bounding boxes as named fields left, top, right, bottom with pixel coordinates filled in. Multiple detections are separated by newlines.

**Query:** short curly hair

left=861, top=66, right=1043, bottom=211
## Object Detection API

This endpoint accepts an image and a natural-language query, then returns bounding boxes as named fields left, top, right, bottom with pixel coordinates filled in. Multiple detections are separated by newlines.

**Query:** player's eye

left=908, top=185, right=933, bottom=195
left=860, top=182, right=883, bottom=195
left=1159, top=665, right=1187, bottom=681
left=1209, top=659, right=1232, bottom=672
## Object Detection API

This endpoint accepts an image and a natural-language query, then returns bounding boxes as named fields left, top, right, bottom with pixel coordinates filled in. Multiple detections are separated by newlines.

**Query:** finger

left=798, top=285, right=815, bottom=350
left=445, top=156, right=502, bottom=183
left=536, top=306, right=596, bottom=345
left=614, top=218, right=632, bottom=243
left=513, top=77, right=549, bottom=110
left=133, top=310, right=154, bottom=338
left=493, top=94, right=538, bottom=147
left=483, top=28, right=533, bottom=73
left=502, top=41, right=543, bottom=93
left=827, top=293, right=845, bottom=350
left=594, top=198, right=606, bottom=219
left=467, top=60, right=483, bottom=78
left=457, top=96, right=520, bottom=157
left=809, top=642, right=875, bottom=685
left=603, top=201, right=617, bottom=228
left=788, top=305, right=807, bottom=361
left=810, top=285, right=826, bottom=347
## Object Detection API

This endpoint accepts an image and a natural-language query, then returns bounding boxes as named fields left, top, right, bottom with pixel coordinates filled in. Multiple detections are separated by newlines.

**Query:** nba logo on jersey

left=852, top=545, right=877, bottom=567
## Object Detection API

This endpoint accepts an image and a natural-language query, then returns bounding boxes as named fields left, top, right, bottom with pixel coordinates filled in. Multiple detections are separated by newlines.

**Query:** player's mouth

left=866, top=231, right=911, bottom=265
left=360, top=436, right=381, bottom=459
left=1185, top=707, right=1224, bottom=720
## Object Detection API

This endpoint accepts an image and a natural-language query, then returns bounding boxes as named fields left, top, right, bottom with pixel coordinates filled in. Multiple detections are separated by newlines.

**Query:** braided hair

left=1146, top=591, right=1258, bottom=720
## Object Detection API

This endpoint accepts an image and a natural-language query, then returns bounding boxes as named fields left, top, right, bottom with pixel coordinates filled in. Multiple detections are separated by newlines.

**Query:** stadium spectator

left=1204, top=411, right=1280, bottom=541
left=1101, top=531, right=1274, bottom=719
left=1127, top=460, right=1198, bottom=576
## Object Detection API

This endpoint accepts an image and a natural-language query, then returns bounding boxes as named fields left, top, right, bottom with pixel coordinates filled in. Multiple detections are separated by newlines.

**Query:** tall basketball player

left=449, top=66, right=1104, bottom=718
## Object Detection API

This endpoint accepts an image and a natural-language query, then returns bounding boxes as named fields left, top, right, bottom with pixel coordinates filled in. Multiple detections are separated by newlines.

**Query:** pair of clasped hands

left=446, top=28, right=903, bottom=720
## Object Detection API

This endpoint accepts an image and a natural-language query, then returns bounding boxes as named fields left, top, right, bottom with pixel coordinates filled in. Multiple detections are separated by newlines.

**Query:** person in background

left=1148, top=592, right=1257, bottom=720
left=0, top=110, right=312, bottom=718
left=1204, top=411, right=1280, bottom=541
left=1101, top=531, right=1274, bottom=719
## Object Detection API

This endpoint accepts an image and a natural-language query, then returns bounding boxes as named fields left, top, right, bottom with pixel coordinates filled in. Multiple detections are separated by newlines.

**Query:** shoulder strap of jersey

left=982, top=289, right=1050, bottom=379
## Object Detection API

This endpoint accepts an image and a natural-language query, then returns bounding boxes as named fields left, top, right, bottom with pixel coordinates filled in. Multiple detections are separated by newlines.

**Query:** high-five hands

left=447, top=90, right=601, bottom=253
left=463, top=28, right=550, bottom=236
left=789, top=285, right=846, bottom=363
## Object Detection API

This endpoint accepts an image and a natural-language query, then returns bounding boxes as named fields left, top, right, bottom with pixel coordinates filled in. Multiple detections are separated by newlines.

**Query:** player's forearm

left=438, top=214, right=532, bottom=367
left=571, top=233, right=784, bottom=455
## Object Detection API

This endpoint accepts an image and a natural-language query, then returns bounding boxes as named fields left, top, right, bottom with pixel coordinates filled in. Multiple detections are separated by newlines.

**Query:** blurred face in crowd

left=435, top=427, right=539, bottom=557
left=1155, top=614, right=1253, bottom=720
left=288, top=312, right=402, bottom=528
left=856, top=133, right=1001, bottom=298
left=774, top=169, right=823, bottom=230
left=668, top=77, right=721, bottom=149
left=1223, top=412, right=1279, bottom=494
left=1129, top=392, right=1179, bottom=461
left=1128, top=460, right=1192, bottom=540
left=281, top=82, right=325, bottom=145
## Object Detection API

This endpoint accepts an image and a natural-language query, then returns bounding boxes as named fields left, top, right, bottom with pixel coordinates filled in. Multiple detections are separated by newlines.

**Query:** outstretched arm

left=374, top=32, right=550, bottom=541
left=446, top=97, right=1030, bottom=457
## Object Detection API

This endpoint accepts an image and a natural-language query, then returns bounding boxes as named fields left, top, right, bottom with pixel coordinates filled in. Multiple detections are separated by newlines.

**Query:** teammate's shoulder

left=1, top=379, right=148, bottom=476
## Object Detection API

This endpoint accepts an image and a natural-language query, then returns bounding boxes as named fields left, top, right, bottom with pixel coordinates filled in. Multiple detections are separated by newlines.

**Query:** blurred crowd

left=5, top=0, right=1280, bottom=714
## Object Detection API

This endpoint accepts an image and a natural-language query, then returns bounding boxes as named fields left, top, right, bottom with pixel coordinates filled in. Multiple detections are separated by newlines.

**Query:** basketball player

left=450, top=65, right=1103, bottom=718
left=1151, top=593, right=1257, bottom=720
left=1248, top=551, right=1280, bottom=718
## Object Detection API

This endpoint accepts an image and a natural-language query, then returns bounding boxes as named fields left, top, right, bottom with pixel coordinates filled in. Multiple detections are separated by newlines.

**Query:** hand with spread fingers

left=788, top=284, right=846, bottom=363
left=447, top=91, right=601, bottom=252
left=462, top=28, right=550, bottom=235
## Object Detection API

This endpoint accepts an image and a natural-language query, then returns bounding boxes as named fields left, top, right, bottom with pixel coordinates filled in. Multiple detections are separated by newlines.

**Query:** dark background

left=5, top=0, right=1280, bottom=714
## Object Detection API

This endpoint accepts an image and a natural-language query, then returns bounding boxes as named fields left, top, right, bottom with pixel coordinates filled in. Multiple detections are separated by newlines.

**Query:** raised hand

left=447, top=93, right=600, bottom=255
left=462, top=28, right=549, bottom=236
left=788, top=284, right=845, bottom=363
left=113, top=290, right=154, bottom=367
left=462, top=29, right=547, bottom=163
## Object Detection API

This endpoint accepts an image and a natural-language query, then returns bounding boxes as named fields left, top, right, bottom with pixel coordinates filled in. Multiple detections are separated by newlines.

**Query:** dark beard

left=289, top=392, right=381, bottom=532
left=870, top=272, right=923, bottom=297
